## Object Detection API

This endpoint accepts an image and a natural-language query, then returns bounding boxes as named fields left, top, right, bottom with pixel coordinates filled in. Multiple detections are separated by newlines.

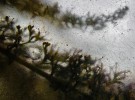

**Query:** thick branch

left=0, top=43, right=66, bottom=88
left=0, top=43, right=90, bottom=97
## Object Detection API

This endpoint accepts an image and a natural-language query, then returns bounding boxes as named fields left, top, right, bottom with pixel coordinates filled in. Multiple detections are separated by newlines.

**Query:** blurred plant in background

left=0, top=0, right=129, bottom=30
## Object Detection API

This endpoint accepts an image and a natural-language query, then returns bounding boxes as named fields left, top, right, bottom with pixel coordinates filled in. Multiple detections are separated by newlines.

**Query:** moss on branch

left=0, top=16, right=135, bottom=100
